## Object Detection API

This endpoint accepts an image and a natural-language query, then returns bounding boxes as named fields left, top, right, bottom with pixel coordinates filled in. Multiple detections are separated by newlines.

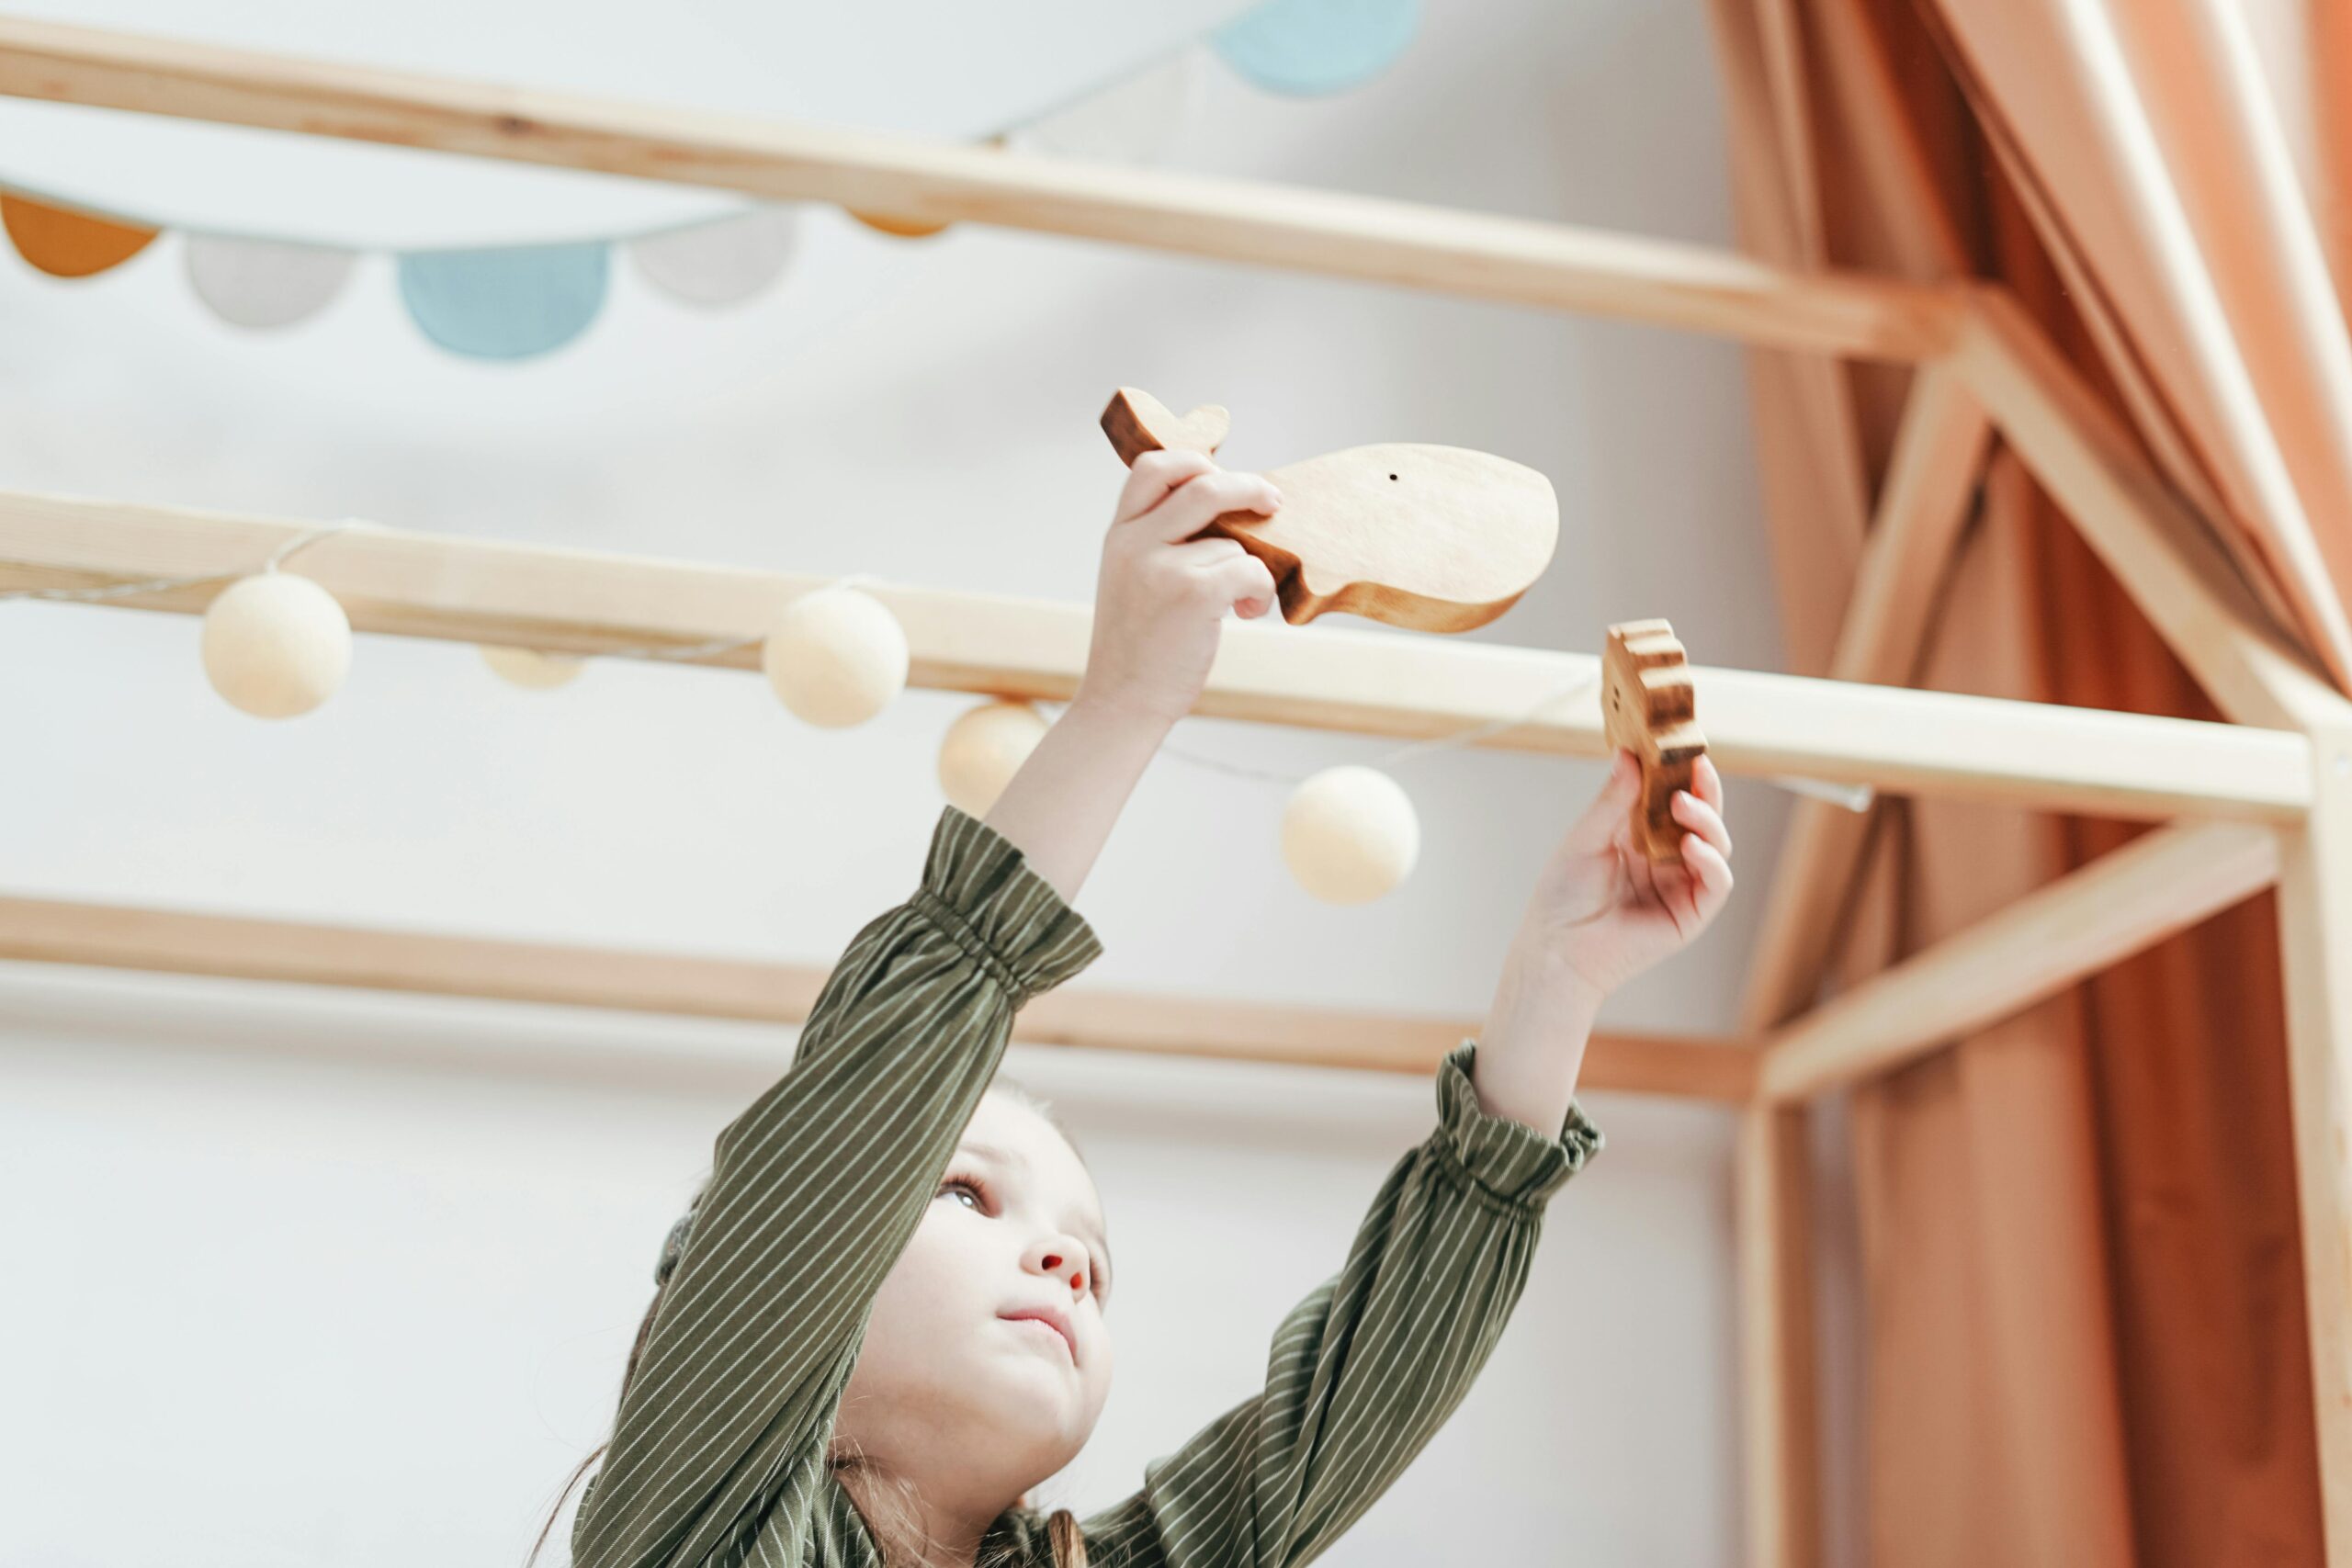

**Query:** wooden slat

left=0, top=490, right=2313, bottom=821
left=0, top=17, right=1964, bottom=362
left=0, top=894, right=1758, bottom=1100
left=1736, top=1103, right=1821, bottom=1568
left=1758, top=819, right=2280, bottom=1101
left=1740, top=367, right=1989, bottom=1030
left=1954, top=292, right=2341, bottom=724
left=2272, top=710, right=2352, bottom=1562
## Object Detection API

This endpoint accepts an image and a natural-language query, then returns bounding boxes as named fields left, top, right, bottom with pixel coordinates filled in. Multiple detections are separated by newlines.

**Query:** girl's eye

left=939, top=1175, right=989, bottom=1212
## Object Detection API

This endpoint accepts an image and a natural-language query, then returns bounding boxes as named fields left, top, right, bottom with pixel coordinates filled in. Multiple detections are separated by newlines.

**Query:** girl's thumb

left=1605, top=749, right=1643, bottom=795
left=1563, top=750, right=1642, bottom=853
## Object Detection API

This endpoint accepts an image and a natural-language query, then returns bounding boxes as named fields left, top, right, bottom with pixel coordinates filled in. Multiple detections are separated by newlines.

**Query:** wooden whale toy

left=1100, top=388, right=1558, bottom=632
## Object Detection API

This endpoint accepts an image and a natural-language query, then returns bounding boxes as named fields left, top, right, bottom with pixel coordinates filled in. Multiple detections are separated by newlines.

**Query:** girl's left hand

left=1510, top=750, right=1736, bottom=1003
left=1472, top=750, right=1732, bottom=1133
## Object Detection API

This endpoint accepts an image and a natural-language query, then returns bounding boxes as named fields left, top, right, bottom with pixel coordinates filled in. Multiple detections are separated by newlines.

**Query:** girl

left=539, top=448, right=1736, bottom=1568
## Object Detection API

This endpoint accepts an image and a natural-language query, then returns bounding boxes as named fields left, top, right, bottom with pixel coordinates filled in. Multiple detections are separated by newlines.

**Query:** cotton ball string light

left=938, top=700, right=1049, bottom=816
left=200, top=570, right=351, bottom=718
left=763, top=585, right=908, bottom=728
left=479, top=644, right=583, bottom=690
left=1281, top=765, right=1419, bottom=904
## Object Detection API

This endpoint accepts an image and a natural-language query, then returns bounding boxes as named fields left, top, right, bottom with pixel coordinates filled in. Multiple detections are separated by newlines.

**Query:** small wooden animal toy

left=1100, top=388, right=1557, bottom=633
left=1602, top=618, right=1707, bottom=862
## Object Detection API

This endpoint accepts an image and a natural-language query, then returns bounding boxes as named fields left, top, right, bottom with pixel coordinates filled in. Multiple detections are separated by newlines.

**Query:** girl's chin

left=976, top=1356, right=1094, bottom=1440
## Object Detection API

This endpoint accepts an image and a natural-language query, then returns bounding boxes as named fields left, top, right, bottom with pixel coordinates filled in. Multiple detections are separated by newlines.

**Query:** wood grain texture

left=1604, top=619, right=1708, bottom=860
left=1758, top=819, right=2280, bottom=1101
left=1739, top=366, right=1989, bottom=1032
left=1955, top=293, right=2335, bottom=724
left=0, top=489, right=2313, bottom=820
left=0, top=894, right=1760, bottom=1100
left=1101, top=388, right=1558, bottom=632
left=0, top=17, right=1964, bottom=362
left=2272, top=712, right=2352, bottom=1563
left=1736, top=1102, right=1822, bottom=1568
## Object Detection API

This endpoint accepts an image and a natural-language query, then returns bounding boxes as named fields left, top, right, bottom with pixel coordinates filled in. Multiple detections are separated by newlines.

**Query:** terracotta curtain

left=1702, top=1, right=2352, bottom=1562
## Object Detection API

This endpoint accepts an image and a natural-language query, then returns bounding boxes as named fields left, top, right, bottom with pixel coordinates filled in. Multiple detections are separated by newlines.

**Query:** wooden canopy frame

left=0, top=18, right=2346, bottom=1564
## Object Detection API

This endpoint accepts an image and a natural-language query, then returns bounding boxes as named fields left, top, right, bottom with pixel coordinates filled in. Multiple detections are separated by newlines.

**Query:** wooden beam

left=0, top=490, right=2313, bottom=821
left=1736, top=1103, right=1821, bottom=1568
left=1740, top=366, right=1989, bottom=1031
left=2272, top=706, right=2352, bottom=1562
left=1954, top=291, right=2339, bottom=726
left=1758, top=819, right=2280, bottom=1101
left=0, top=893, right=1758, bottom=1100
left=1728, top=371, right=1984, bottom=1568
left=0, top=17, right=1964, bottom=362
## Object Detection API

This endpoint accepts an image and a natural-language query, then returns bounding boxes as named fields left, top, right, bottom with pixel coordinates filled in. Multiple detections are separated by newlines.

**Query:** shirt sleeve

left=1073, top=1042, right=1602, bottom=1568
left=571, top=807, right=1102, bottom=1568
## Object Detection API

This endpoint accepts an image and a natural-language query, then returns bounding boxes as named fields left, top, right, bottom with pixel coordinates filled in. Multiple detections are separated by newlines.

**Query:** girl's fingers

left=1137, top=468, right=1283, bottom=545
left=1672, top=789, right=1733, bottom=861
left=1201, top=552, right=1279, bottom=615
left=1170, top=536, right=1249, bottom=568
left=1680, top=835, right=1734, bottom=912
left=1692, top=752, right=1724, bottom=812
left=1114, top=448, right=1218, bottom=525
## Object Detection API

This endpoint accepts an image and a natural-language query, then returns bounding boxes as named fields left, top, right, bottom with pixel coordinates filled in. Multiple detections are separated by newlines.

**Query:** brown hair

left=526, top=1078, right=1091, bottom=1568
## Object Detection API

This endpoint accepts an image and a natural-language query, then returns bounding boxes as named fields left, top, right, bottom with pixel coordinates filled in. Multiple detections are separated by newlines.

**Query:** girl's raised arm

left=568, top=455, right=1281, bottom=1568
left=1071, top=751, right=1734, bottom=1568
left=1069, top=1043, right=1603, bottom=1568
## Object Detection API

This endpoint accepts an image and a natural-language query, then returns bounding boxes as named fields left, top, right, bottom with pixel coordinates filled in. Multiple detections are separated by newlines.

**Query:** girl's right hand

left=1071, top=449, right=1283, bottom=731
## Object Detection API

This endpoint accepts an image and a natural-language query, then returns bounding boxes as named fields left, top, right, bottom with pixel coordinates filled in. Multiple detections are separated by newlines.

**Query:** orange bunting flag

left=2, top=192, right=159, bottom=278
left=847, top=209, right=954, bottom=240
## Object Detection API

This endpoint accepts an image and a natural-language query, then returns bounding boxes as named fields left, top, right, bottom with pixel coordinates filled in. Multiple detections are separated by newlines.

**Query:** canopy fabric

left=1706, top=0, right=2342, bottom=1561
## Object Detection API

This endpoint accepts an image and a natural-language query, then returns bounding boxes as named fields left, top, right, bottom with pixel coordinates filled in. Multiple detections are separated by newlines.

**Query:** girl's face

left=835, top=1090, right=1114, bottom=1507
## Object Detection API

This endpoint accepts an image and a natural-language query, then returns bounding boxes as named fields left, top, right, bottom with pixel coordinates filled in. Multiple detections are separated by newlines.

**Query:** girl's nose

left=1023, top=1235, right=1088, bottom=1296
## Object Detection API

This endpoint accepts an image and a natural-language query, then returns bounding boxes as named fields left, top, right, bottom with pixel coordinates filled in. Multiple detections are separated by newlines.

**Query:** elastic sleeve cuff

left=913, top=807, right=1104, bottom=1002
left=1430, top=1041, right=1604, bottom=1212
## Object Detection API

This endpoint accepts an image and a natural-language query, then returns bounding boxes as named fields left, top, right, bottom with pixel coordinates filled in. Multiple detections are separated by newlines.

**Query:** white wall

left=0, top=2, right=1794, bottom=1562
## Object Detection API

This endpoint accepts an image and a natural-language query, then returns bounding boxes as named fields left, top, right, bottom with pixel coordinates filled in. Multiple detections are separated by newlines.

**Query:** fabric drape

left=1702, top=1, right=2344, bottom=1561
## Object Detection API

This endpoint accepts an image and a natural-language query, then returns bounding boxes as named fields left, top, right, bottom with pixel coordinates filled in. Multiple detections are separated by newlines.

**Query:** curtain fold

left=1702, top=1, right=2342, bottom=1561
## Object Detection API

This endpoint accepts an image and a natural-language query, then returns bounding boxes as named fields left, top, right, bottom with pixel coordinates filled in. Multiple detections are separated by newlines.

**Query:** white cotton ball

left=479, top=644, right=584, bottom=690
left=938, top=700, right=1049, bottom=816
left=200, top=571, right=351, bottom=719
left=1281, top=765, right=1419, bottom=905
left=762, top=587, right=910, bottom=728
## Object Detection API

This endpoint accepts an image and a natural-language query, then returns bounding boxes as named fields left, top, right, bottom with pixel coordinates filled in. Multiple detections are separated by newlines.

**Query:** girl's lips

left=1000, top=1305, right=1078, bottom=1361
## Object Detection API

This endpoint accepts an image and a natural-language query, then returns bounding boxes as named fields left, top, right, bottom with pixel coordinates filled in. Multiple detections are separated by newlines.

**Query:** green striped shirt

left=571, top=807, right=1602, bottom=1568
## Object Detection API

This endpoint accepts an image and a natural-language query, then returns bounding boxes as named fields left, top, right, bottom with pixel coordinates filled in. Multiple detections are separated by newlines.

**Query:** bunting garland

left=628, top=207, right=801, bottom=308
left=1, top=192, right=158, bottom=278
left=0, top=5, right=1420, bottom=361
left=182, top=234, right=356, bottom=331
left=1212, top=0, right=1419, bottom=96
left=397, top=242, right=612, bottom=361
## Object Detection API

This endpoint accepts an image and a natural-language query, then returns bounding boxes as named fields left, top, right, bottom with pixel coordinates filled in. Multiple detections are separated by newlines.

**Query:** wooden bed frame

left=0, top=19, right=2344, bottom=1563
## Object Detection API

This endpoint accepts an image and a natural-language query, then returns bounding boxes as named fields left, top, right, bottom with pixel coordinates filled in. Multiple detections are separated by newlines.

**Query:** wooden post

left=1737, top=1103, right=1820, bottom=1568
left=1733, top=367, right=1984, bottom=1568
left=2274, top=712, right=2352, bottom=1562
